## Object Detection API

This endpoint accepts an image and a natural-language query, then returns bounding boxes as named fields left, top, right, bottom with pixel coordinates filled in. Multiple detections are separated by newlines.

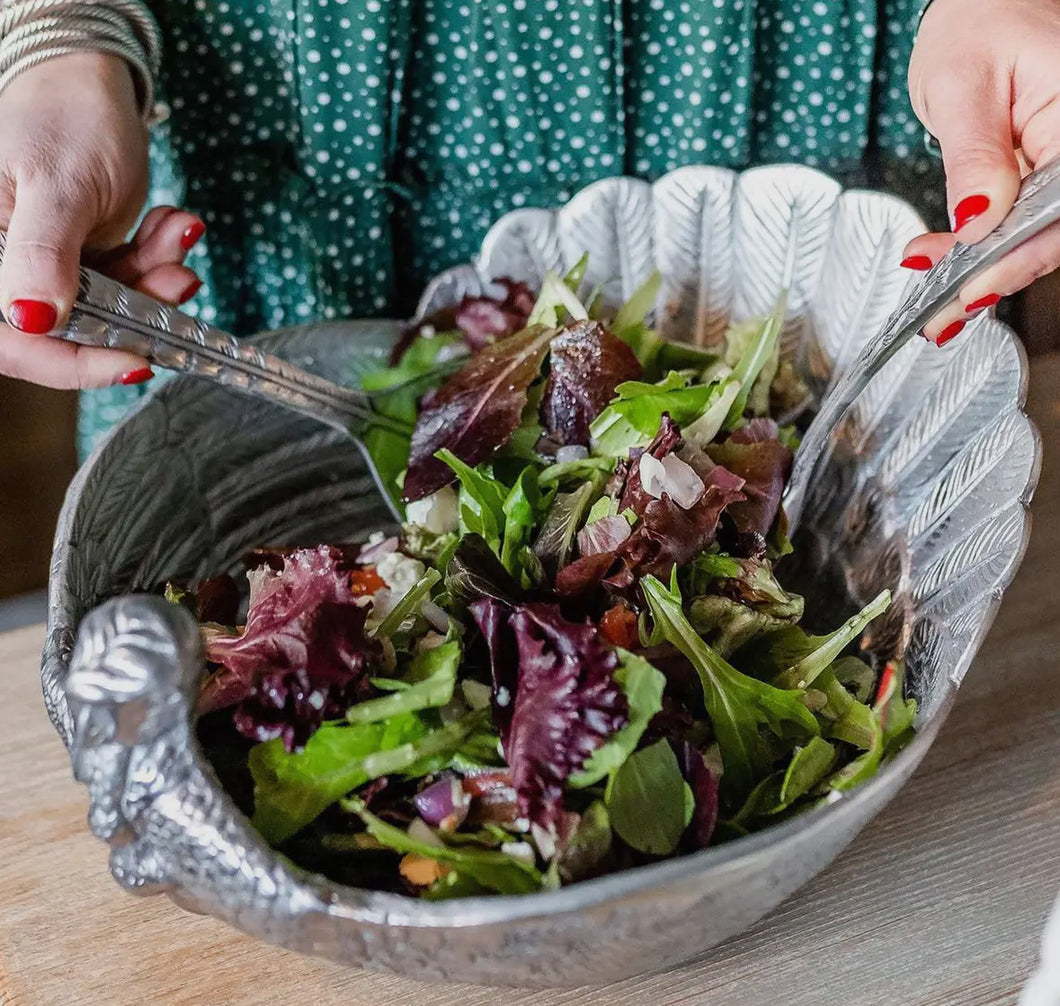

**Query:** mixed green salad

left=180, top=260, right=915, bottom=899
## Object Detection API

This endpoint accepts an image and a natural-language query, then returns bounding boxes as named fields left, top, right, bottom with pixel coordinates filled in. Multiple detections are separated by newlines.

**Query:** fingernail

left=178, top=278, right=202, bottom=304
left=901, top=255, right=934, bottom=271
left=180, top=221, right=206, bottom=251
left=953, top=194, right=991, bottom=233
left=118, top=367, right=154, bottom=386
left=965, top=293, right=1001, bottom=314
left=936, top=320, right=966, bottom=347
left=6, top=299, right=57, bottom=334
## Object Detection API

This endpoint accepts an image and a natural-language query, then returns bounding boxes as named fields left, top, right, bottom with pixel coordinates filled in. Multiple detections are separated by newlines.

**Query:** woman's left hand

left=904, top=0, right=1060, bottom=344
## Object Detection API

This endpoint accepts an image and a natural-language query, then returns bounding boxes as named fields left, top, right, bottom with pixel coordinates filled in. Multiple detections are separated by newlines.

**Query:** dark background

left=0, top=275, right=1057, bottom=601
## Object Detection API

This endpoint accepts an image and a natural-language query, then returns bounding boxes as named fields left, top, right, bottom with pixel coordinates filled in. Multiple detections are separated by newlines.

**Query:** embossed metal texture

left=42, top=165, right=1040, bottom=987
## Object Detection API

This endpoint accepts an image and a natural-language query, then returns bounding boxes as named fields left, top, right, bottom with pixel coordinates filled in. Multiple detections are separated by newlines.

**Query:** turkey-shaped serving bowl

left=42, top=165, right=1039, bottom=987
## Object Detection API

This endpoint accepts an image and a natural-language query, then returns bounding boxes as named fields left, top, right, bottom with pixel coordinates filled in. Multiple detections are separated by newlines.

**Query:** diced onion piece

left=405, top=485, right=459, bottom=534
left=638, top=452, right=705, bottom=510
left=555, top=444, right=590, bottom=463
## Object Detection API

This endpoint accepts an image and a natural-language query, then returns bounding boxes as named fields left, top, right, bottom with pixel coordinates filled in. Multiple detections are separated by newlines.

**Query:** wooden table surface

left=3, top=359, right=1060, bottom=1006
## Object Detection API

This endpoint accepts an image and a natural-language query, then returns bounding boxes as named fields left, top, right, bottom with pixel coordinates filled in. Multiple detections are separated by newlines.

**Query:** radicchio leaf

left=707, top=420, right=793, bottom=556
left=674, top=742, right=719, bottom=849
left=469, top=600, right=628, bottom=830
left=557, top=463, right=745, bottom=599
left=390, top=278, right=537, bottom=364
left=198, top=546, right=381, bottom=752
left=403, top=325, right=554, bottom=501
left=540, top=321, right=642, bottom=446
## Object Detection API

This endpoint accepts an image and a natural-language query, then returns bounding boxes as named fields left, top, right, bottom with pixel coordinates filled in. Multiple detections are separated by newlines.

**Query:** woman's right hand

left=0, top=51, right=203, bottom=388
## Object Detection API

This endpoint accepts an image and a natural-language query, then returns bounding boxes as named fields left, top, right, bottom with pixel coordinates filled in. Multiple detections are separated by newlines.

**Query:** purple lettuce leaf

left=469, top=601, right=628, bottom=830
left=390, top=278, right=537, bottom=364
left=707, top=421, right=793, bottom=556
left=198, top=546, right=382, bottom=752
left=540, top=321, right=642, bottom=446
left=403, top=326, right=554, bottom=501
left=674, top=741, right=719, bottom=849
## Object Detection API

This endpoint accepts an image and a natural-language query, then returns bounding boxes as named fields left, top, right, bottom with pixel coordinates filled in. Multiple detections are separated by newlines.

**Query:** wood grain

left=2, top=358, right=1059, bottom=1006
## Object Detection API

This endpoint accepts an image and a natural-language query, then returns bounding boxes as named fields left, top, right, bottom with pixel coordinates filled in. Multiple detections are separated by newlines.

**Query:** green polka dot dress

left=79, top=0, right=942, bottom=458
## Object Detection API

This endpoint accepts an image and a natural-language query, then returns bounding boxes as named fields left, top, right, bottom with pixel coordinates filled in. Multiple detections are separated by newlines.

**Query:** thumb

left=0, top=177, right=92, bottom=334
left=929, top=65, right=1022, bottom=244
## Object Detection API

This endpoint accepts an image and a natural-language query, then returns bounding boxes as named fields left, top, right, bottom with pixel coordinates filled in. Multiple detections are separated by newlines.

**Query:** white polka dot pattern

left=80, top=0, right=944, bottom=456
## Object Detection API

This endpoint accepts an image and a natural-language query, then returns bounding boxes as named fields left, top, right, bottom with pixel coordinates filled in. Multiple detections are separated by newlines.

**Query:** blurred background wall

left=0, top=275, right=1057, bottom=605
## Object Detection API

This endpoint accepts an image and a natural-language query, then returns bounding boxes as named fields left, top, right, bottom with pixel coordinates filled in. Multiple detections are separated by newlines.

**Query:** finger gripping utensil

left=784, top=158, right=1060, bottom=531
left=0, top=232, right=413, bottom=523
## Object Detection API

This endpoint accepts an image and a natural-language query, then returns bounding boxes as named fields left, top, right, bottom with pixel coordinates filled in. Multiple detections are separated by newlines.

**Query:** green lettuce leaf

left=589, top=372, right=732, bottom=457
left=250, top=710, right=484, bottom=844
left=722, top=292, right=787, bottom=429
left=346, top=800, right=543, bottom=895
left=346, top=640, right=460, bottom=724
left=569, top=649, right=667, bottom=788
left=606, top=739, right=692, bottom=856
left=641, top=572, right=819, bottom=800
left=528, top=270, right=590, bottom=328
left=769, top=590, right=891, bottom=690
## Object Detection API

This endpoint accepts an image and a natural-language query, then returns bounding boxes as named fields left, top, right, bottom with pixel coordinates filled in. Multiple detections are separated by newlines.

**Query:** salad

left=179, top=259, right=915, bottom=900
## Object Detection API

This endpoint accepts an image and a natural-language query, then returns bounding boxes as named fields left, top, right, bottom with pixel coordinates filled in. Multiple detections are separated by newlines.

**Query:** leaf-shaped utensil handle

left=785, top=158, right=1060, bottom=530
left=0, top=231, right=390, bottom=437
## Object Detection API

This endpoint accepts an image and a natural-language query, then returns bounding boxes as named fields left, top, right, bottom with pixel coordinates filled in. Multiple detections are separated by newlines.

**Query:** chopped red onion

left=638, top=452, right=705, bottom=510
left=412, top=776, right=471, bottom=832
left=555, top=444, right=590, bottom=463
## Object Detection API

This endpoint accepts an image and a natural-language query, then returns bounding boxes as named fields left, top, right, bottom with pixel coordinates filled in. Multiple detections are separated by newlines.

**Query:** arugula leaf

left=528, top=271, right=590, bottom=327
left=436, top=449, right=508, bottom=552
left=723, top=292, right=787, bottom=429
left=346, top=641, right=460, bottom=724
left=404, top=325, right=555, bottom=501
left=769, top=590, right=891, bottom=690
left=532, top=480, right=600, bottom=579
left=538, top=457, right=615, bottom=489
left=569, top=649, right=666, bottom=788
left=371, top=567, right=442, bottom=639
left=641, top=572, right=819, bottom=799
left=563, top=253, right=590, bottom=293
left=606, top=739, right=691, bottom=856
left=500, top=466, right=549, bottom=578
left=250, top=711, right=483, bottom=844
left=346, top=800, right=543, bottom=895
left=777, top=737, right=837, bottom=809
left=589, top=372, right=733, bottom=458
left=610, top=270, right=663, bottom=370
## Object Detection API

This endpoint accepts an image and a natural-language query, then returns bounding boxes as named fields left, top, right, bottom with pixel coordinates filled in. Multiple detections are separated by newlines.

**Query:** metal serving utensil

left=0, top=232, right=424, bottom=523
left=784, top=158, right=1060, bottom=531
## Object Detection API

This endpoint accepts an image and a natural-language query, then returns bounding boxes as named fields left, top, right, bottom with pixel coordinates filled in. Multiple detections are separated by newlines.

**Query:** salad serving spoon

left=0, top=234, right=422, bottom=523
left=783, top=158, right=1060, bottom=531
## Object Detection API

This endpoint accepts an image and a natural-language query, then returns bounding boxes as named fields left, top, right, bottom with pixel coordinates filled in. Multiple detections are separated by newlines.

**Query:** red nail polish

left=936, top=320, right=966, bottom=347
left=953, top=194, right=991, bottom=232
left=901, top=255, right=934, bottom=271
left=6, top=299, right=57, bottom=334
left=965, top=293, right=1001, bottom=313
left=178, top=278, right=202, bottom=304
left=180, top=221, right=206, bottom=251
left=118, top=367, right=154, bottom=386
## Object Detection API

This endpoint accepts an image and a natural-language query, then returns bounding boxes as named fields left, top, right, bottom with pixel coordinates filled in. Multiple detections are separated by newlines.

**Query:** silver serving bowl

left=41, top=165, right=1040, bottom=987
